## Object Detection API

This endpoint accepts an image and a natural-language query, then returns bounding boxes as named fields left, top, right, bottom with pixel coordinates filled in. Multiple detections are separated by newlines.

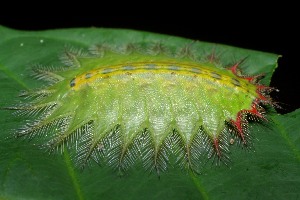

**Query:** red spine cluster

left=213, top=61, right=275, bottom=158
left=230, top=62, right=273, bottom=144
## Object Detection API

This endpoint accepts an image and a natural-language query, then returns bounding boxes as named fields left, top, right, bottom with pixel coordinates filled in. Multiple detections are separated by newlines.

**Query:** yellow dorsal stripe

left=70, top=62, right=256, bottom=96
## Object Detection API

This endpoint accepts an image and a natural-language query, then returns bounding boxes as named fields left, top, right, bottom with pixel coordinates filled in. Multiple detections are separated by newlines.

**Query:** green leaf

left=0, top=25, right=299, bottom=200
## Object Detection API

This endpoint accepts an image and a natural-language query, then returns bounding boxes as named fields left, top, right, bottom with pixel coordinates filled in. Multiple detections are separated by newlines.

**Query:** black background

left=0, top=15, right=298, bottom=114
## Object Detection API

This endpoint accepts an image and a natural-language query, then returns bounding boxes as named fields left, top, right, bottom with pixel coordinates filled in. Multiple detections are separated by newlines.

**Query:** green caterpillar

left=5, top=35, right=276, bottom=175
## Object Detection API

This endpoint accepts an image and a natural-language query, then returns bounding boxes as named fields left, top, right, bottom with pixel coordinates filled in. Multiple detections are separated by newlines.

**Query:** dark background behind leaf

left=0, top=15, right=298, bottom=113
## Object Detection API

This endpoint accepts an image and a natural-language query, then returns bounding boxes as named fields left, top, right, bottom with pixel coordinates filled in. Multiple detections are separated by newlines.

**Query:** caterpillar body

left=6, top=41, right=275, bottom=174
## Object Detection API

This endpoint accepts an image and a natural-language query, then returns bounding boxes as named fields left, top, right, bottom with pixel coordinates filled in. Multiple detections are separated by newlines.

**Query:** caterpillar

left=4, top=39, right=277, bottom=175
